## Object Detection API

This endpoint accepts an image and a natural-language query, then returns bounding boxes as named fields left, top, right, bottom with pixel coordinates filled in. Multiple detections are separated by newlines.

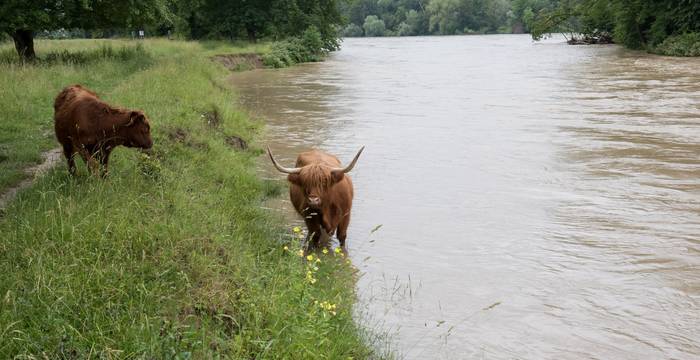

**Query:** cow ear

left=331, top=170, right=344, bottom=183
left=288, top=173, right=302, bottom=185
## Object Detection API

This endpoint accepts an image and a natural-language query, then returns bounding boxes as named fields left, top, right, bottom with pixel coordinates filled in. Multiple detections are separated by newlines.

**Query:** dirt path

left=0, top=148, right=62, bottom=210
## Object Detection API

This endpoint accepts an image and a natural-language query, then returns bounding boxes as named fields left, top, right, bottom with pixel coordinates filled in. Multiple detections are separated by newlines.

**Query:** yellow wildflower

left=334, top=247, right=342, bottom=254
left=297, top=249, right=304, bottom=257
left=306, top=254, right=314, bottom=261
left=293, top=226, right=301, bottom=233
left=322, top=248, right=329, bottom=254
left=283, top=245, right=289, bottom=251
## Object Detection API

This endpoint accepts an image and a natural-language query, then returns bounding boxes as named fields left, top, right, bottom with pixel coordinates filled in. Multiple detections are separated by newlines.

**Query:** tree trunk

left=246, top=28, right=257, bottom=43
left=11, top=29, right=36, bottom=62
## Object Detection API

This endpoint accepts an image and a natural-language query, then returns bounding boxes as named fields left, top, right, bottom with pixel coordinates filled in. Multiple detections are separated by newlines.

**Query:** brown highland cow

left=53, top=85, right=153, bottom=176
left=268, top=146, right=364, bottom=249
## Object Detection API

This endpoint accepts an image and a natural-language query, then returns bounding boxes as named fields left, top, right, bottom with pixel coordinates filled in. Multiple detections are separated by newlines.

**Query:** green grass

left=0, top=39, right=385, bottom=358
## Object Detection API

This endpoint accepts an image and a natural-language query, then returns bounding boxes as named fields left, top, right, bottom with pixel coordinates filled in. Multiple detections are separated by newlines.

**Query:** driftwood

left=566, top=32, right=614, bottom=45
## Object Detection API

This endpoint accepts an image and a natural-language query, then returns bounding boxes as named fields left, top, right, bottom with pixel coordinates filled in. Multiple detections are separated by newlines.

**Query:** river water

left=230, top=35, right=700, bottom=359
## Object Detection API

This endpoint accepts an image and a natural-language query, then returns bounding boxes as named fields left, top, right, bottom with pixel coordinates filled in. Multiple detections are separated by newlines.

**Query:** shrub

left=262, top=41, right=293, bottom=68
left=653, top=33, right=700, bottom=57
left=301, top=25, right=325, bottom=61
left=262, top=26, right=329, bottom=68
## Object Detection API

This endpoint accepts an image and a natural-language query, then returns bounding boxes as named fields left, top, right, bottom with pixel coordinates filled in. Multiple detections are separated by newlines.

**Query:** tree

left=363, top=15, right=386, bottom=37
left=426, top=0, right=462, bottom=35
left=405, top=9, right=428, bottom=35
left=167, top=0, right=342, bottom=49
left=342, top=23, right=364, bottom=37
left=0, top=0, right=169, bottom=61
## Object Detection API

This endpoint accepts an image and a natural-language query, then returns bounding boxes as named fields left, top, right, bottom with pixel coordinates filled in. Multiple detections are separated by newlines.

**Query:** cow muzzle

left=308, top=196, right=321, bottom=208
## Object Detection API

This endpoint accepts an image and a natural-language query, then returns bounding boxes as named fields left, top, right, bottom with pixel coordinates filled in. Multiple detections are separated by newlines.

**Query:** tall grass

left=0, top=43, right=149, bottom=65
left=0, top=39, right=387, bottom=358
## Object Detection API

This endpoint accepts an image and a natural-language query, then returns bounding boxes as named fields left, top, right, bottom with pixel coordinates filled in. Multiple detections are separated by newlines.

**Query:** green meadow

left=0, top=39, right=384, bottom=358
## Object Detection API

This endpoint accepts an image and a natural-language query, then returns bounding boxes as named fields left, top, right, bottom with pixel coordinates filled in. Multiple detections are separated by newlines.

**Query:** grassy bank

left=0, top=39, right=383, bottom=358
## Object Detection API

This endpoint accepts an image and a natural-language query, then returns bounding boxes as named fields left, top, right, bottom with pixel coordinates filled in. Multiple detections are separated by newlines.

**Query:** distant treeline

left=341, top=0, right=700, bottom=55
left=3, top=0, right=699, bottom=60
left=340, top=0, right=564, bottom=37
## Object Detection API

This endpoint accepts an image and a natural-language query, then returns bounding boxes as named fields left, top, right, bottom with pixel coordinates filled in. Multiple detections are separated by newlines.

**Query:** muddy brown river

left=231, top=35, right=700, bottom=359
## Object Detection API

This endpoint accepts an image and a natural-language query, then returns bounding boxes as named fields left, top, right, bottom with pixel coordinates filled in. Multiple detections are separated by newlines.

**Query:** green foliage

left=0, top=2, right=169, bottom=38
left=169, top=0, right=343, bottom=49
left=529, top=0, right=700, bottom=54
left=342, top=0, right=519, bottom=37
left=342, top=23, right=364, bottom=37
left=0, top=39, right=384, bottom=358
left=363, top=15, right=386, bottom=37
left=427, top=0, right=462, bottom=35
left=653, top=32, right=700, bottom=56
left=262, top=26, right=328, bottom=68
left=405, top=9, right=427, bottom=35
left=396, top=22, right=412, bottom=36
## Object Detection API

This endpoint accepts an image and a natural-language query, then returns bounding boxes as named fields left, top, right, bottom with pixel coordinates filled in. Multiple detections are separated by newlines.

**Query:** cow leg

left=337, top=212, right=351, bottom=248
left=62, top=143, right=77, bottom=175
left=98, top=148, right=112, bottom=177
left=77, top=145, right=99, bottom=176
left=304, top=217, right=322, bottom=250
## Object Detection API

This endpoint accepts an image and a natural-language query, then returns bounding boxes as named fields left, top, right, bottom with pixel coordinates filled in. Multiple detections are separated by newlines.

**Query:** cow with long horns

left=268, top=147, right=364, bottom=249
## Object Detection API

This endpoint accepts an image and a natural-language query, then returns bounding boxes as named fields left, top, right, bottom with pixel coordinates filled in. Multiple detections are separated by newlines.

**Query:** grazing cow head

left=125, top=111, right=153, bottom=149
left=268, top=147, right=364, bottom=210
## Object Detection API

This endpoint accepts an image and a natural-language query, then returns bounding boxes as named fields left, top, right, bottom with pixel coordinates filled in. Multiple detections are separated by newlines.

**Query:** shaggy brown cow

left=54, top=84, right=153, bottom=176
left=268, top=146, right=364, bottom=248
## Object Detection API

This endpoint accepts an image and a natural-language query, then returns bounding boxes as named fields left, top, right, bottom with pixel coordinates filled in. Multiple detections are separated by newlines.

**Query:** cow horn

left=333, top=146, right=365, bottom=174
left=267, top=147, right=301, bottom=174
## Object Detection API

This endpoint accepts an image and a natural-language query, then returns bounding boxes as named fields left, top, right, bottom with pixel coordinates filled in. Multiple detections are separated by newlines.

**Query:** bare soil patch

left=212, top=54, right=264, bottom=71
left=225, top=135, right=248, bottom=151
left=0, top=148, right=62, bottom=210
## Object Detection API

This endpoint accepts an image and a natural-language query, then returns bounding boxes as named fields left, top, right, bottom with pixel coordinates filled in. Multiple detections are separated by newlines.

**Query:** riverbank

left=0, top=39, right=383, bottom=358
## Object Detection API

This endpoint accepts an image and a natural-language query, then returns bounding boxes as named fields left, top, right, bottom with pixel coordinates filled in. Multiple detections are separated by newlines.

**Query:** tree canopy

left=340, top=0, right=552, bottom=37
left=1, top=0, right=343, bottom=60
left=0, top=0, right=169, bottom=60
left=528, top=0, right=700, bottom=51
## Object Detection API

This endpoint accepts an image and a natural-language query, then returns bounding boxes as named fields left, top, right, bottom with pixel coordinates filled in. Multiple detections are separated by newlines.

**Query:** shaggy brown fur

left=53, top=84, right=153, bottom=176
left=287, top=150, right=355, bottom=248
